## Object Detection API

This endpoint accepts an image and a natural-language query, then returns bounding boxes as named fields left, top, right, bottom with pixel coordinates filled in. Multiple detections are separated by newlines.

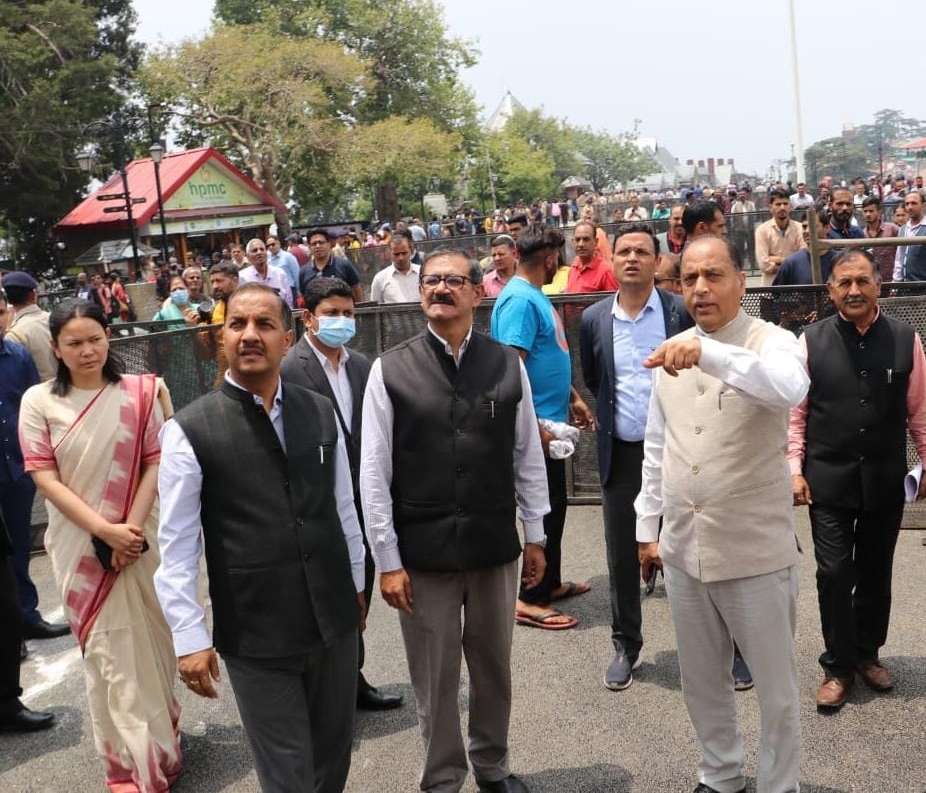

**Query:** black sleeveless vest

left=381, top=331, right=524, bottom=572
left=804, top=313, right=913, bottom=510
left=174, top=381, right=359, bottom=657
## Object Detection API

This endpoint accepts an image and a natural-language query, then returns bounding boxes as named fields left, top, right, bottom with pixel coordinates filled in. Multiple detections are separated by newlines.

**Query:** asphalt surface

left=3, top=506, right=926, bottom=793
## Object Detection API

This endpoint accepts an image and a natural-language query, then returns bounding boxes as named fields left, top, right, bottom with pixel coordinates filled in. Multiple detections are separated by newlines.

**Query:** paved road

left=3, top=506, right=926, bottom=792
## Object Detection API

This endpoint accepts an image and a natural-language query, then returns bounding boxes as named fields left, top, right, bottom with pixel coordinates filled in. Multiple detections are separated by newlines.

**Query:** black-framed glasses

left=420, top=274, right=474, bottom=290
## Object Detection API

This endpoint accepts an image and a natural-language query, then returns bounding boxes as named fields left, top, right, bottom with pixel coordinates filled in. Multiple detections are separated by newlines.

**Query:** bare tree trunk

left=375, top=180, right=399, bottom=224
left=251, top=152, right=291, bottom=235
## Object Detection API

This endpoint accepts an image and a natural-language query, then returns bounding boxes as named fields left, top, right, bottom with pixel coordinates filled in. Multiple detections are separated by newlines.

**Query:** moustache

left=843, top=296, right=867, bottom=304
left=430, top=294, right=455, bottom=305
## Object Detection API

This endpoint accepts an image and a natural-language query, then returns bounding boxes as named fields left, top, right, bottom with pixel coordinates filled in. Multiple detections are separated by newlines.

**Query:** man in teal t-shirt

left=491, top=227, right=595, bottom=630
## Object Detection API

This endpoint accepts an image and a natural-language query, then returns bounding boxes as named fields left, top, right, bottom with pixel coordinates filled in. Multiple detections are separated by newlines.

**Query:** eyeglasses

left=420, top=274, right=474, bottom=290
left=308, top=240, right=329, bottom=247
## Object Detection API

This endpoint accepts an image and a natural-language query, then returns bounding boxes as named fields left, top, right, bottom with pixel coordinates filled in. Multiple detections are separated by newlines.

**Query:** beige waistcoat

left=656, top=310, right=798, bottom=582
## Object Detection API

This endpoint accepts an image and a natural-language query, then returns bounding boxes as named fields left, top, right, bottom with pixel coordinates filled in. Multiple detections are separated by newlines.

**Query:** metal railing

left=99, top=284, right=926, bottom=525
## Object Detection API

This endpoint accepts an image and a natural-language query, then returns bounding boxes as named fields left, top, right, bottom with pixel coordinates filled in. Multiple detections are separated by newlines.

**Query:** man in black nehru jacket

left=360, top=248, right=551, bottom=793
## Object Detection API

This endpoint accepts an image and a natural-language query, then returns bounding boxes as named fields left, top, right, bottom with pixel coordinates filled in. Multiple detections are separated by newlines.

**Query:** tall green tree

left=803, top=136, right=870, bottom=186
left=572, top=125, right=653, bottom=192
left=141, top=25, right=367, bottom=233
left=804, top=109, right=926, bottom=183
left=471, top=128, right=557, bottom=209
left=0, top=0, right=138, bottom=270
left=212, top=0, right=480, bottom=220
left=335, top=117, right=461, bottom=223
left=503, top=108, right=584, bottom=185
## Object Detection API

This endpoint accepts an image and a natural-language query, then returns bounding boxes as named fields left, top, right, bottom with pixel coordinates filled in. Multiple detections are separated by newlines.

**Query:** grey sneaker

left=604, top=650, right=642, bottom=691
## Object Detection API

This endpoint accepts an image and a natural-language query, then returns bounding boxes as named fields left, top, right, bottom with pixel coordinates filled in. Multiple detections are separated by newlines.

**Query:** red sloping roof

left=902, top=136, right=926, bottom=150
left=55, top=147, right=285, bottom=231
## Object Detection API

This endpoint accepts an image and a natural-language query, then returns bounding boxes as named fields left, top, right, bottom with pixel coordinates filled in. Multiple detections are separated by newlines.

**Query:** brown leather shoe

left=816, top=676, right=853, bottom=709
left=856, top=660, right=894, bottom=692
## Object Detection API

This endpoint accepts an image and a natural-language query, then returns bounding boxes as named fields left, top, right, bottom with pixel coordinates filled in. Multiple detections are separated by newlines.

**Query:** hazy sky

left=133, top=0, right=916, bottom=179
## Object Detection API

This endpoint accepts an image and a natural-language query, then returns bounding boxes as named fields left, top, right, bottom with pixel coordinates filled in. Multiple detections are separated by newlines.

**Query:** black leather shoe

left=20, top=640, right=27, bottom=661
left=476, top=774, right=529, bottom=793
left=356, top=682, right=403, bottom=711
left=0, top=704, right=55, bottom=732
left=22, top=619, right=70, bottom=640
left=693, top=784, right=745, bottom=793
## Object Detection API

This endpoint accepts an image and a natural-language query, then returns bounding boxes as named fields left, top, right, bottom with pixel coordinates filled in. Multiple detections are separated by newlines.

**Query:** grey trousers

left=664, top=563, right=801, bottom=793
left=223, top=631, right=358, bottom=793
left=400, top=561, right=519, bottom=793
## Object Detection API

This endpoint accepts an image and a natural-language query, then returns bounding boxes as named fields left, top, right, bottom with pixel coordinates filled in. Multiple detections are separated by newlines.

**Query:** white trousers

left=664, top=563, right=801, bottom=793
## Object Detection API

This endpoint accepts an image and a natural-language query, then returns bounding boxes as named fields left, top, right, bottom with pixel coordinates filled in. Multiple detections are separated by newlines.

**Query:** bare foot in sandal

left=515, top=598, right=577, bottom=628
left=549, top=581, right=591, bottom=602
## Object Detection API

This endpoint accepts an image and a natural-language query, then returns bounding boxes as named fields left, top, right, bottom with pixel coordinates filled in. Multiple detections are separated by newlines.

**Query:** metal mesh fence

left=98, top=283, right=926, bottom=528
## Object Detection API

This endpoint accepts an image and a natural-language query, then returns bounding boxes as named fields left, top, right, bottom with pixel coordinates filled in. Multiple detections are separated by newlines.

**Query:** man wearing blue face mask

left=280, top=277, right=403, bottom=712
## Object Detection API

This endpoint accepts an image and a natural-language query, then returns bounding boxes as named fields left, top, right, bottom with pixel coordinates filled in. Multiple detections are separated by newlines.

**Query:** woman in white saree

left=18, top=298, right=182, bottom=792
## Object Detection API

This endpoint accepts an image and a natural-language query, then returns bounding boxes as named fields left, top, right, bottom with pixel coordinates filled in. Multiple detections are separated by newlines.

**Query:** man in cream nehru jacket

left=635, top=236, right=809, bottom=793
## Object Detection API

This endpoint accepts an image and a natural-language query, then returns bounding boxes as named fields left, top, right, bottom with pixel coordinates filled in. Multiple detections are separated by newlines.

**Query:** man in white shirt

left=729, top=190, right=756, bottom=269
left=360, top=249, right=550, bottom=793
left=623, top=194, right=649, bottom=221
left=280, top=276, right=403, bottom=712
left=636, top=236, right=808, bottom=793
left=370, top=230, right=421, bottom=304
left=789, top=182, right=815, bottom=209
left=155, top=283, right=365, bottom=792
left=265, top=234, right=300, bottom=305
left=237, top=238, right=294, bottom=307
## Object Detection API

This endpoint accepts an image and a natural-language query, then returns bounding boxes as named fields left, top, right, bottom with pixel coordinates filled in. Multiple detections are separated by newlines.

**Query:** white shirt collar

left=223, top=372, right=284, bottom=411
left=305, top=333, right=350, bottom=370
left=427, top=324, right=473, bottom=366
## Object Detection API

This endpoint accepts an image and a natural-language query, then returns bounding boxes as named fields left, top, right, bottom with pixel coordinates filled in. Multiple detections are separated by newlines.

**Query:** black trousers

left=601, top=440, right=644, bottom=660
left=519, top=457, right=566, bottom=605
left=0, top=554, right=23, bottom=710
left=0, top=475, right=39, bottom=625
left=358, top=532, right=375, bottom=673
left=808, top=502, right=903, bottom=677
left=224, top=632, right=358, bottom=793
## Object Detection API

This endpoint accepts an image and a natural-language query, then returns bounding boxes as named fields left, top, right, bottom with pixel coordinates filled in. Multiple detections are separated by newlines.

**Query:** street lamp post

left=149, top=142, right=170, bottom=265
left=77, top=119, right=143, bottom=277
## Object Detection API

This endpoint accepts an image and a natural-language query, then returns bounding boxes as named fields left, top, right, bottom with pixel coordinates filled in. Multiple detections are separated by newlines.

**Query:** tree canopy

left=469, top=108, right=652, bottom=209
left=142, top=0, right=479, bottom=227
left=141, top=25, right=367, bottom=233
left=0, top=0, right=138, bottom=269
left=803, top=108, right=926, bottom=184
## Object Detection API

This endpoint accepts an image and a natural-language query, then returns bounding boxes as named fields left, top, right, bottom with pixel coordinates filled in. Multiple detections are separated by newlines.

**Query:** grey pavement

left=3, top=506, right=926, bottom=792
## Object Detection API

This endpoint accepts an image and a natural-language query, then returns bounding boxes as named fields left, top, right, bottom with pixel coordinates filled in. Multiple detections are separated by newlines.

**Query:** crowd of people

left=1, top=167, right=925, bottom=793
